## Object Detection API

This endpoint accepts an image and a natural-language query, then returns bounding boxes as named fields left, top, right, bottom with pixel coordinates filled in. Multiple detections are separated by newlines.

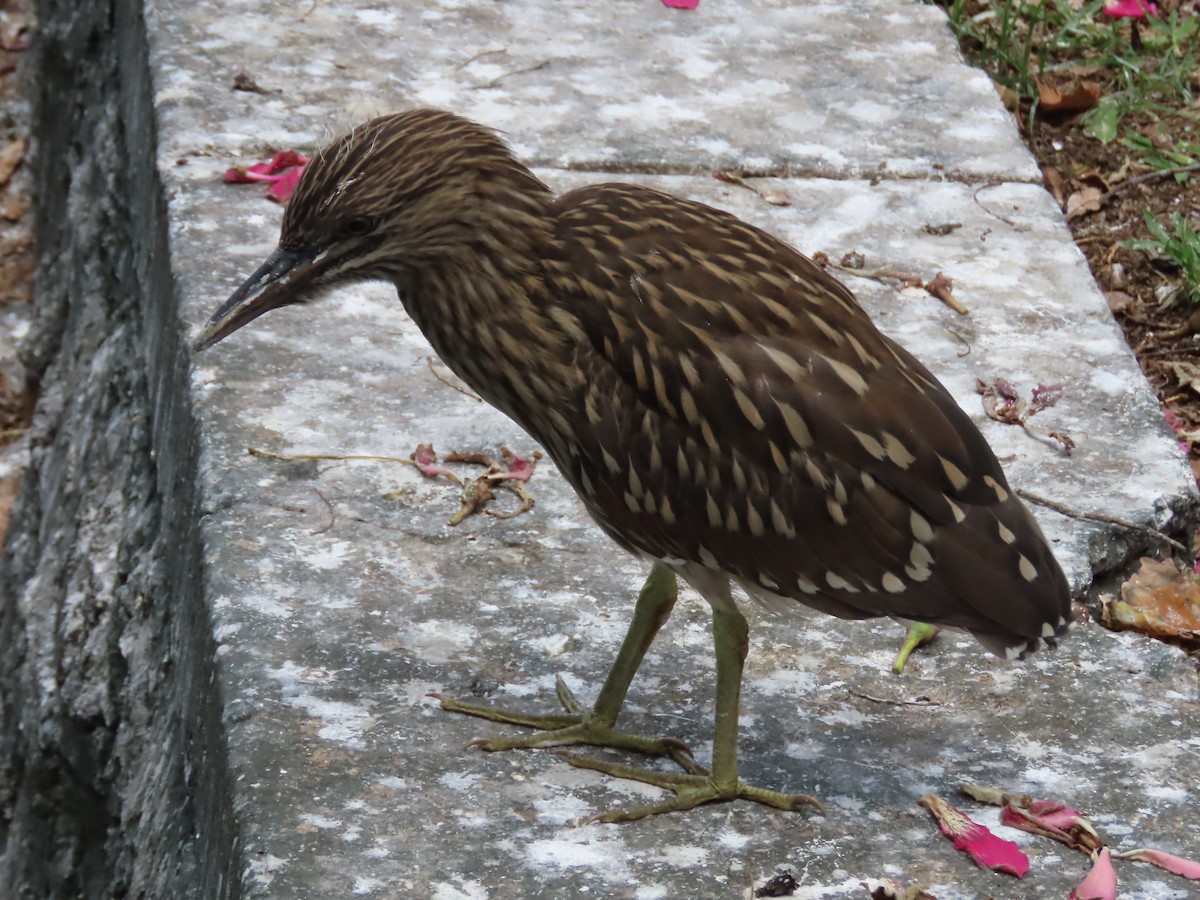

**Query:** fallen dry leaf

left=1036, top=77, right=1102, bottom=114
left=1166, top=361, right=1200, bottom=397
left=1066, top=186, right=1104, bottom=220
left=1104, top=290, right=1133, bottom=314
left=1043, top=166, right=1067, bottom=209
left=0, top=137, right=27, bottom=187
left=1100, top=557, right=1200, bottom=651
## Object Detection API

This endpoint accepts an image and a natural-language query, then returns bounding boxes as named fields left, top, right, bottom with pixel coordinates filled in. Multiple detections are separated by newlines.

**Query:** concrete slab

left=150, top=0, right=1038, bottom=181
left=145, top=0, right=1200, bottom=897
left=178, top=160, right=1200, bottom=897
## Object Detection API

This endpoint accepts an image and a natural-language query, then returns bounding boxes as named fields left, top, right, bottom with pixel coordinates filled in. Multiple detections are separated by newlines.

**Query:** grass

left=1121, top=211, right=1200, bottom=302
left=937, top=1, right=1199, bottom=138
left=935, top=0, right=1200, bottom=303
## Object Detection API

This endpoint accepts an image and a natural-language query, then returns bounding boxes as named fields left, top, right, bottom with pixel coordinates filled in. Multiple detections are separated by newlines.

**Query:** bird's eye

left=344, top=216, right=374, bottom=237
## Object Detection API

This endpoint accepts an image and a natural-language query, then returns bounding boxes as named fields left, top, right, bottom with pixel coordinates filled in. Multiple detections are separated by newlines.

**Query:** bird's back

left=527, top=182, right=1070, bottom=658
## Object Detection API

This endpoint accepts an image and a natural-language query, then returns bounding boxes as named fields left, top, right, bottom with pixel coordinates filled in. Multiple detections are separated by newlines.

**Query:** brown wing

left=537, top=183, right=1070, bottom=655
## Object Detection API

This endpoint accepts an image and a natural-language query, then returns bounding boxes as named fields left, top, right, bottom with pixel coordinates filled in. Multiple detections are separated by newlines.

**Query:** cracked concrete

left=3, top=0, right=1198, bottom=897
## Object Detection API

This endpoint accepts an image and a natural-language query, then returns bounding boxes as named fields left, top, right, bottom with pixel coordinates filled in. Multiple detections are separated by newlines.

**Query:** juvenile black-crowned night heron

left=195, top=109, right=1072, bottom=823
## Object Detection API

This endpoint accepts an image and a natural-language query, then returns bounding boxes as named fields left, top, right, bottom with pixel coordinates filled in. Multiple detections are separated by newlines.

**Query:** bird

left=194, top=108, right=1073, bottom=824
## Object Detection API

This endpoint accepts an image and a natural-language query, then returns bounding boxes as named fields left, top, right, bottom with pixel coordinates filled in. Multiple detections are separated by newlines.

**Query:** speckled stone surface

left=151, top=0, right=1037, bottom=181
left=157, top=0, right=1199, bottom=897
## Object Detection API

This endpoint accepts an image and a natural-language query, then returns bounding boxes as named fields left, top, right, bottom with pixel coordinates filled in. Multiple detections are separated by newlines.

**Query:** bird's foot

left=555, top=753, right=825, bottom=824
left=429, top=675, right=699, bottom=768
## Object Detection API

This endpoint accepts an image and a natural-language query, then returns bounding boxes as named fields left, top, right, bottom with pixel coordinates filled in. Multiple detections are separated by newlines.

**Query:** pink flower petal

left=261, top=150, right=308, bottom=173
left=502, top=453, right=537, bottom=482
left=1071, top=848, right=1117, bottom=900
left=919, top=794, right=1030, bottom=878
left=409, top=444, right=458, bottom=479
left=1113, top=847, right=1200, bottom=879
left=223, top=151, right=309, bottom=200
left=223, top=165, right=257, bottom=184
left=1102, top=0, right=1157, bottom=17
left=265, top=166, right=305, bottom=203
left=1000, top=799, right=1103, bottom=853
left=661, top=0, right=699, bottom=7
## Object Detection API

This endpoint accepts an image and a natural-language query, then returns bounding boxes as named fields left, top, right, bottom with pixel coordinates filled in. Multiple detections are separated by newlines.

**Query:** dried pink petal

left=1000, top=798, right=1103, bottom=853
left=502, top=453, right=537, bottom=482
left=265, top=166, right=305, bottom=203
left=1102, top=0, right=1157, bottom=17
left=223, top=151, right=308, bottom=202
left=993, top=376, right=1019, bottom=402
left=1029, top=382, right=1063, bottom=412
left=410, top=444, right=458, bottom=480
left=1071, top=848, right=1117, bottom=900
left=918, top=794, right=1029, bottom=878
left=661, top=0, right=699, bottom=7
left=1113, top=847, right=1200, bottom=879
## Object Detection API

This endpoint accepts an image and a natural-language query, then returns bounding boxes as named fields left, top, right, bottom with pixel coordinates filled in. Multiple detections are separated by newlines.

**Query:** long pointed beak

left=192, top=247, right=323, bottom=352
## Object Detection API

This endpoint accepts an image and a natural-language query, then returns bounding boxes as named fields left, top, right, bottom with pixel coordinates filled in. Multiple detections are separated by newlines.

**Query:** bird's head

left=193, top=109, right=551, bottom=352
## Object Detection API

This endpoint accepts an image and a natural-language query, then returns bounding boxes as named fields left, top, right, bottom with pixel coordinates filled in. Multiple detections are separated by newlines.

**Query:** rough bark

left=0, top=1, right=238, bottom=896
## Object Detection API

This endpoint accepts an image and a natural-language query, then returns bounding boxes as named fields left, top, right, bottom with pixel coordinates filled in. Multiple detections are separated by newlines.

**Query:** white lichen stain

left=300, top=812, right=341, bottom=829
left=438, top=771, right=480, bottom=793
left=431, top=878, right=490, bottom=900
left=246, top=852, right=289, bottom=887
left=651, top=844, right=708, bottom=867
left=523, top=827, right=633, bottom=881
left=527, top=632, right=571, bottom=658
left=818, top=704, right=873, bottom=727
left=717, top=827, right=752, bottom=850
left=533, top=793, right=591, bottom=825
left=267, top=662, right=376, bottom=749
left=1144, top=784, right=1190, bottom=802
left=300, top=541, right=353, bottom=571
left=753, top=667, right=819, bottom=696
left=352, top=876, right=385, bottom=896
left=399, top=620, right=481, bottom=664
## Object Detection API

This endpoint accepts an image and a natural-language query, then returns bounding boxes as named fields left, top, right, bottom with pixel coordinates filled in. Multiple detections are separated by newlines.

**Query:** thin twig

left=248, top=447, right=416, bottom=465
left=973, top=183, right=1022, bottom=228
left=1100, top=162, right=1200, bottom=205
left=943, top=322, right=972, bottom=357
left=427, top=356, right=482, bottom=402
left=470, top=60, right=550, bottom=90
left=310, top=488, right=336, bottom=535
left=1016, top=488, right=1187, bottom=554
left=825, top=261, right=924, bottom=285
left=457, top=48, right=507, bottom=71
left=848, top=689, right=941, bottom=708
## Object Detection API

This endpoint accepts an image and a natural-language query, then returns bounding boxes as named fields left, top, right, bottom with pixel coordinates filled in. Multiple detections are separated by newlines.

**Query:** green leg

left=892, top=621, right=941, bottom=674
left=562, top=602, right=823, bottom=823
left=433, top=562, right=695, bottom=763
